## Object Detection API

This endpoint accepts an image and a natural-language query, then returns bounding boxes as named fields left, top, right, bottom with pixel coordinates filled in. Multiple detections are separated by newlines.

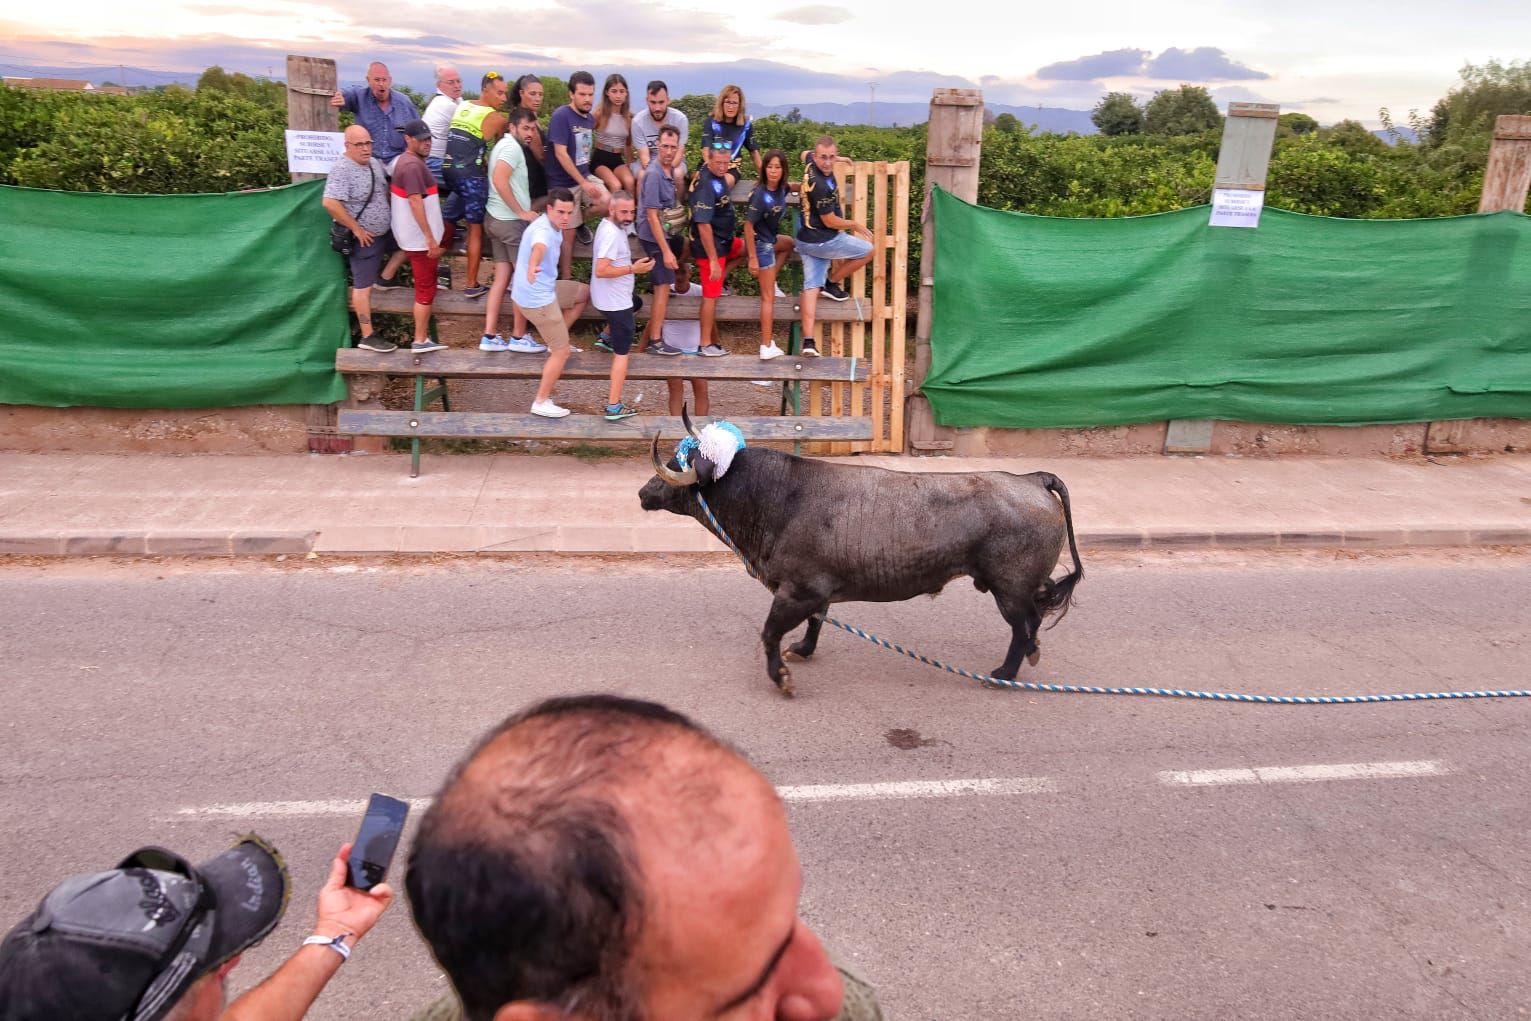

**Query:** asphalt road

left=2, top=550, right=1529, bottom=1020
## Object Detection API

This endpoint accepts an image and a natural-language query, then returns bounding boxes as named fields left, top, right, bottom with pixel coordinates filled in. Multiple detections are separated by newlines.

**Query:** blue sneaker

left=603, top=402, right=639, bottom=421
left=463, top=284, right=489, bottom=299
left=506, top=335, right=548, bottom=354
left=479, top=333, right=510, bottom=352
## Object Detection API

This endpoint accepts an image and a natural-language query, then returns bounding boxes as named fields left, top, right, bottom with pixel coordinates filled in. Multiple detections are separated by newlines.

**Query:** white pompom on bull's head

left=639, top=405, right=748, bottom=510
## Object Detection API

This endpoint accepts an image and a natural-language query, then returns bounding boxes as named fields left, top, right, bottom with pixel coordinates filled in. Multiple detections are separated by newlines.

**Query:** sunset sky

left=2, top=0, right=1523, bottom=125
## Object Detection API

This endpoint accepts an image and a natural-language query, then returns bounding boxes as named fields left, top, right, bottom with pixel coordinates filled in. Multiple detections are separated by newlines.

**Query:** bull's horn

left=681, top=403, right=699, bottom=439
left=651, top=433, right=697, bottom=487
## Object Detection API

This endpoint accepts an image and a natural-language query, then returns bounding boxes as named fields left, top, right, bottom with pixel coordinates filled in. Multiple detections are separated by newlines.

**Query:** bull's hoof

left=774, top=666, right=796, bottom=698
left=784, top=645, right=814, bottom=662
left=988, top=667, right=1018, bottom=685
left=1026, top=648, right=1041, bottom=667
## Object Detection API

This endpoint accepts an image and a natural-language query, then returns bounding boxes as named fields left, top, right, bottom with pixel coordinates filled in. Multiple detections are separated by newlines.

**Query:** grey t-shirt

left=629, top=108, right=689, bottom=167
left=323, top=156, right=390, bottom=234
left=636, top=159, right=677, bottom=244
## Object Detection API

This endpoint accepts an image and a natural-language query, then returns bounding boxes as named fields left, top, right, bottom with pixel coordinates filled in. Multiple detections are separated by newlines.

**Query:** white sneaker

left=750, top=380, right=775, bottom=388
left=774, top=285, right=786, bottom=297
left=759, top=343, right=784, bottom=360
left=530, top=399, right=571, bottom=418
left=506, top=335, right=548, bottom=354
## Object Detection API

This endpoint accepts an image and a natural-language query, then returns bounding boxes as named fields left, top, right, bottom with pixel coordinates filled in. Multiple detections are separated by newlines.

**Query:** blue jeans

left=797, top=232, right=872, bottom=290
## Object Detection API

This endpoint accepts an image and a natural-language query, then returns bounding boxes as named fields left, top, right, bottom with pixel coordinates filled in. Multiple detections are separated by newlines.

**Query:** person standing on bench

left=480, top=109, right=543, bottom=353
left=545, top=71, right=611, bottom=278
left=637, top=124, right=687, bottom=355
left=591, top=191, right=655, bottom=421
left=514, top=188, right=591, bottom=418
left=389, top=119, right=451, bottom=353
left=795, top=134, right=873, bottom=357
left=442, top=71, right=509, bottom=300
left=689, top=139, right=744, bottom=358
left=661, top=262, right=712, bottom=415
left=743, top=149, right=798, bottom=361
left=329, top=61, right=418, bottom=172
left=323, top=125, right=395, bottom=353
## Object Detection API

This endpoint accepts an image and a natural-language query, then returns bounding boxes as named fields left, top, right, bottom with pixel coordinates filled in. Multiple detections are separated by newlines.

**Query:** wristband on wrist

left=302, top=932, right=353, bottom=961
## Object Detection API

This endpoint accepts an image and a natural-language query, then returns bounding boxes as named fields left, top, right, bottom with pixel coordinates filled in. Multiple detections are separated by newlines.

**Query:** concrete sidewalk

left=1, top=451, right=1529, bottom=556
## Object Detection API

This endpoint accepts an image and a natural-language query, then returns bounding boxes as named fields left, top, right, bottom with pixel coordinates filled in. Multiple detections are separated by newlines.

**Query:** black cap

left=396, top=118, right=432, bottom=141
left=0, top=836, right=290, bottom=1021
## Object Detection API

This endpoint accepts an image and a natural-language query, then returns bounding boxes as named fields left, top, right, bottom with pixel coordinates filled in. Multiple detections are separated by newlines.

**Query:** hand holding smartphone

left=346, top=794, right=409, bottom=890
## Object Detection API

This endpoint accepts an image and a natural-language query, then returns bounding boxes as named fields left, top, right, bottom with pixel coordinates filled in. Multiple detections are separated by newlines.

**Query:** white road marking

left=173, top=778, right=1055, bottom=820
left=779, top=777, right=1055, bottom=802
left=1160, top=760, right=1447, bottom=787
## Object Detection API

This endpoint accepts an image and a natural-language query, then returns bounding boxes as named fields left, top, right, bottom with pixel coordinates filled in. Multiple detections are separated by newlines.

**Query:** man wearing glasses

left=323, top=125, right=396, bottom=351
left=0, top=837, right=392, bottom=1021
left=421, top=64, right=465, bottom=186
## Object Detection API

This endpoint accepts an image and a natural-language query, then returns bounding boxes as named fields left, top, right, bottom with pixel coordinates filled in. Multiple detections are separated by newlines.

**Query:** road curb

left=2, top=526, right=1528, bottom=557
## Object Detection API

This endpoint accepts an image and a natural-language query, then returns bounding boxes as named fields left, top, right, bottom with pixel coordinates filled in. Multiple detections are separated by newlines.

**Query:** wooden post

left=908, top=88, right=983, bottom=451
left=1164, top=101, right=1279, bottom=456
left=287, top=55, right=349, bottom=451
left=1478, top=115, right=1531, bottom=212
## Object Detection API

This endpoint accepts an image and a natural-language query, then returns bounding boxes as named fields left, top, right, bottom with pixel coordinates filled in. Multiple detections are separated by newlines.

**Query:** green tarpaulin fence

left=924, top=187, right=1531, bottom=429
left=0, top=181, right=348, bottom=408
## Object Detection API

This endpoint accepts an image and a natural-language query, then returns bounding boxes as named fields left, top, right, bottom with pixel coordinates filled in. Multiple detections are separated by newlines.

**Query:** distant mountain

left=1374, top=126, right=1419, bottom=145
left=0, top=62, right=201, bottom=89
left=753, top=100, right=1097, bottom=134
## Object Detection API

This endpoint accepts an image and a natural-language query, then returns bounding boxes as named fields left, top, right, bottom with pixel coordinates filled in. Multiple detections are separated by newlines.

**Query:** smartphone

left=345, top=794, right=410, bottom=890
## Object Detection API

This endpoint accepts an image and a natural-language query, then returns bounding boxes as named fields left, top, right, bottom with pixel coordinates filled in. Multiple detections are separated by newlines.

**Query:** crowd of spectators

left=0, top=696, right=882, bottom=1021
left=322, top=62, right=875, bottom=417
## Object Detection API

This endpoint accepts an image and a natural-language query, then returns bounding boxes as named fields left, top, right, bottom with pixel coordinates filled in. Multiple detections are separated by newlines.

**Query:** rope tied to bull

left=693, top=491, right=1531, bottom=706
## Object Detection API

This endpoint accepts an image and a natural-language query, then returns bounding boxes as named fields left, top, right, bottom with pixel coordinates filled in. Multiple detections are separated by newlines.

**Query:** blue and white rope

left=694, top=492, right=1531, bottom=705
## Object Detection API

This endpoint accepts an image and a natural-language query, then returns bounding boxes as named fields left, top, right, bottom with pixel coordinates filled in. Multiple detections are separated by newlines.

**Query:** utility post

left=907, top=88, right=983, bottom=451
left=1164, top=101, right=1279, bottom=455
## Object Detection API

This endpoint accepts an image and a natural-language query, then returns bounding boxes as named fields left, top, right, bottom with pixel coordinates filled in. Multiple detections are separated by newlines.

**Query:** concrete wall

left=907, top=412, right=1531, bottom=458
left=0, top=406, right=311, bottom=454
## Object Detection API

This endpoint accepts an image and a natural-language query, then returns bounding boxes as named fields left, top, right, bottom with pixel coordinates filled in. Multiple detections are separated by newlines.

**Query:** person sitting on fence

left=690, top=138, right=745, bottom=358
left=329, top=61, right=420, bottom=170
left=630, top=79, right=688, bottom=194
left=420, top=64, right=464, bottom=186
left=701, top=84, right=761, bottom=187
left=0, top=835, right=393, bottom=1021
left=796, top=135, right=873, bottom=357
left=545, top=71, right=611, bottom=277
left=512, top=187, right=591, bottom=418
left=443, top=72, right=510, bottom=300
left=743, top=149, right=798, bottom=361
left=323, top=125, right=396, bottom=353
left=660, top=261, right=710, bottom=412
left=591, top=190, right=654, bottom=421
left=591, top=73, right=636, bottom=200
left=403, top=694, right=875, bottom=1021
left=480, top=109, right=543, bottom=354
left=637, top=124, right=688, bottom=355
left=389, top=119, right=451, bottom=354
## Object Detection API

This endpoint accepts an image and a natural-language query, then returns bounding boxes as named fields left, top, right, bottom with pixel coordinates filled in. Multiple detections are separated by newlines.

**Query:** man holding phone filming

left=0, top=835, right=392, bottom=1021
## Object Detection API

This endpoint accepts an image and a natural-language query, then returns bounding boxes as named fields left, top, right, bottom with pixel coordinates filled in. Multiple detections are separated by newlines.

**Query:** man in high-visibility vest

left=443, top=71, right=509, bottom=299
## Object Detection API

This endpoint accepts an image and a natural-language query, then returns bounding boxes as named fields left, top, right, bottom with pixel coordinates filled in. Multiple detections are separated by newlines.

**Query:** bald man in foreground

left=405, top=695, right=883, bottom=1021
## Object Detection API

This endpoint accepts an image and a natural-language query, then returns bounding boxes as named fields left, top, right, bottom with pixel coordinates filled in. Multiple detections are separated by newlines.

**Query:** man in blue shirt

left=330, top=62, right=421, bottom=169
left=511, top=188, right=591, bottom=418
left=795, top=135, right=873, bottom=356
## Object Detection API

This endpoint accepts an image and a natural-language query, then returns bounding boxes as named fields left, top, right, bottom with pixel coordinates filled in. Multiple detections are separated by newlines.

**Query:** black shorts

left=591, top=148, right=625, bottom=173
left=640, top=237, right=686, bottom=286
left=346, top=230, right=393, bottom=288
left=600, top=307, right=636, bottom=355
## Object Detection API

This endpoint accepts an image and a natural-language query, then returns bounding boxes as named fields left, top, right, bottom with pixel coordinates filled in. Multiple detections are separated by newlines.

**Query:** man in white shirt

left=630, top=80, right=688, bottom=191
left=590, top=191, right=655, bottom=421
left=661, top=262, right=711, bottom=415
left=420, top=64, right=463, bottom=185
left=511, top=189, right=590, bottom=417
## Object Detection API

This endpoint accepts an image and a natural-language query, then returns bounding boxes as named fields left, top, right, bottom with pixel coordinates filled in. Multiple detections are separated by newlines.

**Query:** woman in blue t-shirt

left=700, top=84, right=761, bottom=187
left=743, top=149, right=799, bottom=360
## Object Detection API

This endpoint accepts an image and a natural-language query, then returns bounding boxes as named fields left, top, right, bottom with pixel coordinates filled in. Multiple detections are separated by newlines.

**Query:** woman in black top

left=743, top=150, right=799, bottom=359
left=701, top=84, right=761, bottom=186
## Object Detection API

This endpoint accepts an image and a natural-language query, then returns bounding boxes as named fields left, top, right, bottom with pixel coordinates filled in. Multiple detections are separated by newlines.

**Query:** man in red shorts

left=388, top=119, right=452, bottom=352
left=688, top=139, right=745, bottom=357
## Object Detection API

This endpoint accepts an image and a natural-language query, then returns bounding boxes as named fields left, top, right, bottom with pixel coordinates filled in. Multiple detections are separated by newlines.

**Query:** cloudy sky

left=2, top=0, right=1524, bottom=124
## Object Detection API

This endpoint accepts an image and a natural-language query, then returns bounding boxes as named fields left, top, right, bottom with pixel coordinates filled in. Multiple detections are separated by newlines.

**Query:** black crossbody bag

left=330, top=164, right=379, bottom=256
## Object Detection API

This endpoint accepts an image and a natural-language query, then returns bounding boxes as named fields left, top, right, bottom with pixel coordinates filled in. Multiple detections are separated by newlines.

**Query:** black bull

left=638, top=432, right=1084, bottom=697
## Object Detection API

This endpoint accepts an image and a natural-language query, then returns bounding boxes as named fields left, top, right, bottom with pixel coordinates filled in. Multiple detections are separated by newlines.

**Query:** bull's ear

left=694, top=456, right=717, bottom=486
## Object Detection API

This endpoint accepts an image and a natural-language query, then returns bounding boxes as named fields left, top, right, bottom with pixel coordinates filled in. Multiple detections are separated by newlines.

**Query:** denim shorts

left=754, top=238, right=775, bottom=270
left=796, top=232, right=873, bottom=290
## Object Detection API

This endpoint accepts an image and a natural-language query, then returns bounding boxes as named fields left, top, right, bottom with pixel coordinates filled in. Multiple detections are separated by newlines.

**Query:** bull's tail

left=1033, top=472, right=1083, bottom=628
